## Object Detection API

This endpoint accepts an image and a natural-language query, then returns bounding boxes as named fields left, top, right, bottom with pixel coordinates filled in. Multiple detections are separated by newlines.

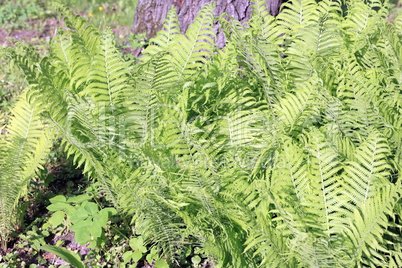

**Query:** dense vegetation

left=1, top=0, right=402, bottom=267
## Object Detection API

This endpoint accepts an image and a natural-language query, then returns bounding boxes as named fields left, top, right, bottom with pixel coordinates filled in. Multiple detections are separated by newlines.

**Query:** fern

left=0, top=91, right=52, bottom=249
left=141, top=6, right=181, bottom=60
left=142, top=3, right=215, bottom=86
left=345, top=182, right=401, bottom=267
left=343, top=129, right=393, bottom=207
left=275, top=80, right=322, bottom=136
left=6, top=0, right=402, bottom=266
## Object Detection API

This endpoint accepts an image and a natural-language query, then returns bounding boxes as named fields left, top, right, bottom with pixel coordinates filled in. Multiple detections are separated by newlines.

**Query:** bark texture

left=132, top=0, right=284, bottom=45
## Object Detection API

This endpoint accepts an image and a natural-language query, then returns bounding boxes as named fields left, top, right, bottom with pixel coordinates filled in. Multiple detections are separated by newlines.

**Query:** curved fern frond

left=278, top=0, right=319, bottom=32
left=345, top=182, right=401, bottom=267
left=302, top=128, right=345, bottom=235
left=343, top=129, right=392, bottom=207
left=53, top=3, right=100, bottom=56
left=141, top=5, right=181, bottom=60
left=171, top=3, right=215, bottom=81
left=0, top=91, right=52, bottom=248
left=85, top=28, right=130, bottom=107
left=50, top=29, right=91, bottom=93
left=275, top=80, right=322, bottom=136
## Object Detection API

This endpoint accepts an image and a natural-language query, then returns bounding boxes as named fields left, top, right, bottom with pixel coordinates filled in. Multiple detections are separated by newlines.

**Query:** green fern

left=6, top=0, right=402, bottom=267
left=0, top=91, right=52, bottom=249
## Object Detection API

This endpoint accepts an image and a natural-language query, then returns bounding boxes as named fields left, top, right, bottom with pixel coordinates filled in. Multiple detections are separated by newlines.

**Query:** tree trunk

left=131, top=0, right=284, bottom=48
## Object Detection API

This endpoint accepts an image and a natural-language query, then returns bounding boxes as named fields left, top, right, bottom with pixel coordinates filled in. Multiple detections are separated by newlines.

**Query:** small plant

left=122, top=236, right=147, bottom=264
left=44, top=194, right=117, bottom=248
left=42, top=193, right=170, bottom=267
left=122, top=237, right=168, bottom=267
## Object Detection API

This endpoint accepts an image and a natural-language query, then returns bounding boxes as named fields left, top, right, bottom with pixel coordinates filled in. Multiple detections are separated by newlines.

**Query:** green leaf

left=69, top=207, right=89, bottom=223
left=49, top=195, right=67, bottom=203
left=67, top=194, right=91, bottom=204
left=93, top=210, right=108, bottom=227
left=122, top=251, right=133, bottom=264
left=70, top=225, right=91, bottom=245
left=132, top=250, right=143, bottom=262
left=155, top=259, right=169, bottom=268
left=47, top=202, right=71, bottom=212
left=63, top=204, right=76, bottom=216
left=129, top=237, right=144, bottom=250
left=84, top=202, right=98, bottom=215
left=192, top=255, right=201, bottom=265
left=70, top=218, right=92, bottom=228
left=48, top=211, right=65, bottom=227
left=40, top=245, right=86, bottom=268
left=88, top=240, right=97, bottom=249
left=70, top=219, right=93, bottom=244
left=146, top=247, right=159, bottom=264
left=102, top=207, right=117, bottom=216
left=88, top=223, right=102, bottom=239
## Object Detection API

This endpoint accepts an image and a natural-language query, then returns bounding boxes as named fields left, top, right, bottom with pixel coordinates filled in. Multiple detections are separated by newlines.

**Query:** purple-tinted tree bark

left=131, top=0, right=284, bottom=48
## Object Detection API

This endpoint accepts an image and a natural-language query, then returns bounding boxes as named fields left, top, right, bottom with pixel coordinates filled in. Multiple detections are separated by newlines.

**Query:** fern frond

left=343, top=129, right=392, bottom=207
left=275, top=80, right=322, bottom=136
left=219, top=110, right=262, bottom=147
left=345, top=182, right=401, bottom=267
left=244, top=226, right=290, bottom=267
left=85, top=28, right=129, bottom=107
left=395, top=13, right=402, bottom=32
left=302, top=128, right=345, bottom=235
left=285, top=1, right=343, bottom=82
left=141, top=6, right=181, bottom=60
left=251, top=0, right=270, bottom=19
left=126, top=62, right=160, bottom=145
left=171, top=3, right=215, bottom=81
left=342, top=0, right=384, bottom=38
left=142, top=3, right=215, bottom=85
left=289, top=232, right=352, bottom=267
left=53, top=3, right=100, bottom=55
left=278, top=0, right=319, bottom=32
left=0, top=91, right=52, bottom=247
left=50, top=30, right=91, bottom=93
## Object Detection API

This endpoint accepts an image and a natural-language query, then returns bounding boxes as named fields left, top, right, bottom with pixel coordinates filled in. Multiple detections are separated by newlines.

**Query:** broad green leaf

left=132, top=250, right=143, bottom=262
left=48, top=211, right=65, bottom=227
left=70, top=225, right=91, bottom=245
left=67, top=194, right=91, bottom=204
left=102, top=207, right=117, bottom=216
left=146, top=247, right=159, bottom=264
left=155, top=259, right=169, bottom=268
left=47, top=202, right=71, bottom=212
left=84, top=202, right=98, bottom=215
left=93, top=210, right=108, bottom=227
left=192, top=255, right=201, bottom=265
left=129, top=237, right=144, bottom=250
left=69, top=207, right=89, bottom=223
left=49, top=195, right=67, bottom=203
left=88, top=223, right=102, bottom=239
left=122, top=251, right=134, bottom=264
